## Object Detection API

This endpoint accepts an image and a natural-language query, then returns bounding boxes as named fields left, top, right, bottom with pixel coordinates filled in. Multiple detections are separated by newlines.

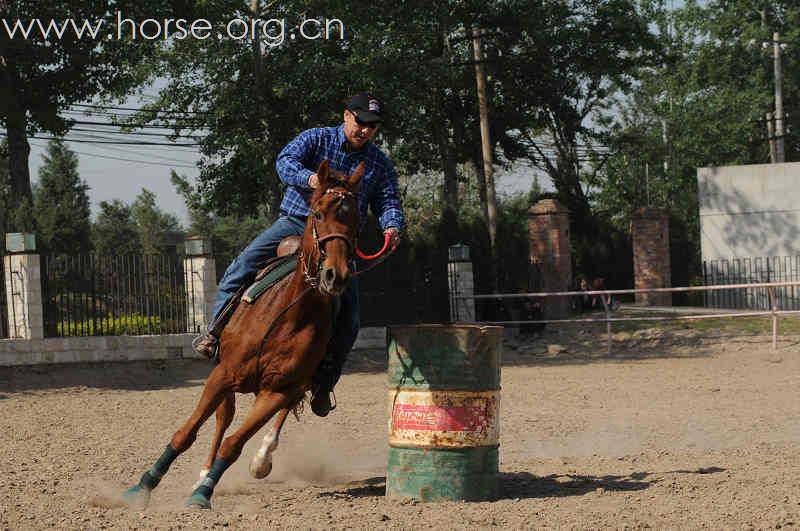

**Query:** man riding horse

left=192, top=92, right=404, bottom=417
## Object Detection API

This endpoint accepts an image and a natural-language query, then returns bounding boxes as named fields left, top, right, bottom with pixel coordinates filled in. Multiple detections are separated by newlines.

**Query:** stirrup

left=192, top=334, right=219, bottom=359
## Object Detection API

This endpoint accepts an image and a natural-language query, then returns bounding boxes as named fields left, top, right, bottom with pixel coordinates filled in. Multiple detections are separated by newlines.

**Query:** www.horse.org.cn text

left=1, top=13, right=346, bottom=46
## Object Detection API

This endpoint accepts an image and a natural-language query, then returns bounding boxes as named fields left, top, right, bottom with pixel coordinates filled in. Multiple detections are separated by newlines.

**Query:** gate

left=703, top=256, right=800, bottom=310
left=41, top=253, right=189, bottom=337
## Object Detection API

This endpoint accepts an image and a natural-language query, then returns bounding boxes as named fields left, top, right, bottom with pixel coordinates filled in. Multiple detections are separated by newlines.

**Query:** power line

left=64, top=118, right=208, bottom=131
left=58, top=136, right=201, bottom=165
left=2, top=132, right=201, bottom=147
left=28, top=138, right=198, bottom=169
left=69, top=126, right=205, bottom=139
left=70, top=103, right=212, bottom=115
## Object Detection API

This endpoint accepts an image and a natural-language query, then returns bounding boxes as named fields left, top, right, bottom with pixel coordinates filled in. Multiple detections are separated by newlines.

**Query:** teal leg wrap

left=139, top=444, right=178, bottom=490
left=186, top=457, right=231, bottom=509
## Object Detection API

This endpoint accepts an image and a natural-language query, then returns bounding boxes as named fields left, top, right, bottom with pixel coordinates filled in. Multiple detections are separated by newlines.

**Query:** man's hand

left=307, top=172, right=319, bottom=189
left=384, top=227, right=401, bottom=252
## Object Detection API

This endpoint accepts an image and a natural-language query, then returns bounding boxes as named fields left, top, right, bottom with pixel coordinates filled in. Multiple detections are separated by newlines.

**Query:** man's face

left=343, top=110, right=379, bottom=150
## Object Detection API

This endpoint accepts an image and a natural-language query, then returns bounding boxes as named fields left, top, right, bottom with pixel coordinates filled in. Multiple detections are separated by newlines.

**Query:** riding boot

left=310, top=357, right=338, bottom=417
left=192, top=288, right=245, bottom=359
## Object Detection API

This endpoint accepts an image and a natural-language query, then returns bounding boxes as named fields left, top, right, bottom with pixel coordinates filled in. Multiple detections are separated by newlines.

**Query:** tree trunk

left=435, top=122, right=459, bottom=216
left=4, top=60, right=32, bottom=201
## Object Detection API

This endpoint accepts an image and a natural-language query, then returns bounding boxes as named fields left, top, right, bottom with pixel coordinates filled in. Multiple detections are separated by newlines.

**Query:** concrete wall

left=0, top=327, right=388, bottom=367
left=698, top=162, right=800, bottom=261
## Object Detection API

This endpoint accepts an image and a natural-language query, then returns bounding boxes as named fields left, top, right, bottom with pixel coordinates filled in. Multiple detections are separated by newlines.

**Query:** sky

left=28, top=90, right=200, bottom=226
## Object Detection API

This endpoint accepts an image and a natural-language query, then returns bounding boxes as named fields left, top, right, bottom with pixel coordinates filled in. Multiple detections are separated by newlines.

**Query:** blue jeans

left=210, top=214, right=360, bottom=390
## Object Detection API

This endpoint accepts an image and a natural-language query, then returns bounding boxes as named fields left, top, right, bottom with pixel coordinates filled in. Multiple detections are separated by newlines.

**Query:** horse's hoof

left=123, top=484, right=151, bottom=510
left=185, top=493, right=212, bottom=510
left=249, top=458, right=272, bottom=479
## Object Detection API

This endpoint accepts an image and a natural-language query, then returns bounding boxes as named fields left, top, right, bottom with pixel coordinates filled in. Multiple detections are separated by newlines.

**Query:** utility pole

left=773, top=31, right=785, bottom=163
left=472, top=26, right=499, bottom=256
left=766, top=112, right=777, bottom=163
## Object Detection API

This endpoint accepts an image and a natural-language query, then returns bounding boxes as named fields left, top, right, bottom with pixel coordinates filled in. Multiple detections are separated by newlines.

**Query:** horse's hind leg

left=123, top=366, right=232, bottom=509
left=186, top=389, right=302, bottom=509
left=193, top=392, right=236, bottom=489
left=250, top=406, right=293, bottom=478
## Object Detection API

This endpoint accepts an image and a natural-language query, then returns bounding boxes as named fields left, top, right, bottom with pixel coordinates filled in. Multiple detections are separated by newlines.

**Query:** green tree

left=0, top=0, right=178, bottom=210
left=91, top=200, right=141, bottom=256
left=596, top=0, right=800, bottom=291
left=33, top=139, right=91, bottom=254
left=171, top=171, right=271, bottom=279
left=130, top=189, right=182, bottom=254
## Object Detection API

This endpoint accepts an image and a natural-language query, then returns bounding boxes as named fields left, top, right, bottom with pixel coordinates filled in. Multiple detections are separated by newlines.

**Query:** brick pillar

left=448, top=244, right=476, bottom=322
left=632, top=207, right=671, bottom=306
left=527, top=200, right=572, bottom=319
left=4, top=233, right=44, bottom=339
left=183, top=237, right=217, bottom=333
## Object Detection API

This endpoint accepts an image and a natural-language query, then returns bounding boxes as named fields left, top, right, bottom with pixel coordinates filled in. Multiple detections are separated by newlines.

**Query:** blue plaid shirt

left=276, top=125, right=405, bottom=232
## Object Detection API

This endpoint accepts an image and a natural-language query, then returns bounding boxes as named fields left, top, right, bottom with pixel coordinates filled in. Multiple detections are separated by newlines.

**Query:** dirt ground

left=1, top=325, right=799, bottom=530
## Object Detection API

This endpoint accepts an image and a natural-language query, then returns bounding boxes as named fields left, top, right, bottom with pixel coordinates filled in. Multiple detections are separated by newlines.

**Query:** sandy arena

left=1, top=327, right=799, bottom=529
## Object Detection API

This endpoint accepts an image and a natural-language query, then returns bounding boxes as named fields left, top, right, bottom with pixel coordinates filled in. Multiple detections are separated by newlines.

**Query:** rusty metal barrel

left=386, top=324, right=502, bottom=501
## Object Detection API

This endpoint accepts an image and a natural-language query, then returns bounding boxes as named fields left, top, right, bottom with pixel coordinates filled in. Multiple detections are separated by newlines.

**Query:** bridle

left=300, top=186, right=357, bottom=289
left=253, top=183, right=392, bottom=368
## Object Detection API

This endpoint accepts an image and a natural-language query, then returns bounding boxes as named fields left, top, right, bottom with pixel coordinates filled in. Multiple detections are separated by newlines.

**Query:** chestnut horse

left=124, top=160, right=363, bottom=509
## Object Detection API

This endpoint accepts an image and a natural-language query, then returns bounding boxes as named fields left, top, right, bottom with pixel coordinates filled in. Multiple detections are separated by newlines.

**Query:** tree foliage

left=595, top=0, right=800, bottom=290
left=130, top=189, right=182, bottom=254
left=91, top=199, right=141, bottom=256
left=0, top=0, right=177, bottom=212
left=32, top=139, right=91, bottom=254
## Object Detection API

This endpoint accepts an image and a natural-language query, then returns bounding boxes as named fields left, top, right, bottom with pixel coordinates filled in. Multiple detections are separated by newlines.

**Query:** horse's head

left=302, top=160, right=364, bottom=296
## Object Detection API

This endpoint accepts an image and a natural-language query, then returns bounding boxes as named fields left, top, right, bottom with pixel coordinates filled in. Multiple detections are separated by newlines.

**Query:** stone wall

left=0, top=327, right=388, bottom=366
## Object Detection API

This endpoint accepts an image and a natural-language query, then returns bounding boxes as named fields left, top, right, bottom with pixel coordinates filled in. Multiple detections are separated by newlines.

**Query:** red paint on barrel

left=391, top=404, right=490, bottom=432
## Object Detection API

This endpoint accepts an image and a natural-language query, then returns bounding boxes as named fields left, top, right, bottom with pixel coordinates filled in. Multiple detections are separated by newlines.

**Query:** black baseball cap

left=346, top=92, right=383, bottom=124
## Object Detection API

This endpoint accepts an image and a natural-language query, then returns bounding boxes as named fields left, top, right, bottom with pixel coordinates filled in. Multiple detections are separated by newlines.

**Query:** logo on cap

left=368, top=99, right=381, bottom=113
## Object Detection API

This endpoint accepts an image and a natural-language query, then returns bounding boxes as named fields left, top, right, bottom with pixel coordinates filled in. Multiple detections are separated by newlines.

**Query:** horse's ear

left=316, top=159, right=331, bottom=187
left=348, top=162, right=365, bottom=192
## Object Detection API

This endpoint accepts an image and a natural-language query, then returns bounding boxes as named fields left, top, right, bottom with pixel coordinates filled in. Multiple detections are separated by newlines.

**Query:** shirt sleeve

left=276, top=129, right=318, bottom=189
left=370, top=157, right=405, bottom=233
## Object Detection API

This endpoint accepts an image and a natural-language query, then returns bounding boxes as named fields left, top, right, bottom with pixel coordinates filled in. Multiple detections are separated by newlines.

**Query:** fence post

left=4, top=233, right=44, bottom=339
left=183, top=237, right=217, bottom=334
left=528, top=199, right=572, bottom=319
left=632, top=206, right=672, bottom=306
left=448, top=244, right=475, bottom=322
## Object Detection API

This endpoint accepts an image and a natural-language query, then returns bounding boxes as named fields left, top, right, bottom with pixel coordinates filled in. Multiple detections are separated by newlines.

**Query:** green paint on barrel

left=387, top=325, right=501, bottom=390
left=387, top=446, right=499, bottom=501
left=386, top=325, right=502, bottom=502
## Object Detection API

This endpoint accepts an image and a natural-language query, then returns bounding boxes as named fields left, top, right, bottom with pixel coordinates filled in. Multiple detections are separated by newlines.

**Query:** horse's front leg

left=193, top=392, right=236, bottom=489
left=123, top=366, right=232, bottom=509
left=249, top=406, right=292, bottom=479
left=186, top=388, right=302, bottom=509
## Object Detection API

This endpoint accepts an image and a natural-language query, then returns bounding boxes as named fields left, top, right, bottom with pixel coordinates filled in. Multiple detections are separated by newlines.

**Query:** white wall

left=697, top=162, right=800, bottom=261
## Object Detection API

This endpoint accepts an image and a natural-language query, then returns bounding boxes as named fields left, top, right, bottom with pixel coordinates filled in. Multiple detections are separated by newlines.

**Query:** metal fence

left=0, top=256, right=8, bottom=339
left=703, top=256, right=800, bottom=310
left=41, top=253, right=190, bottom=337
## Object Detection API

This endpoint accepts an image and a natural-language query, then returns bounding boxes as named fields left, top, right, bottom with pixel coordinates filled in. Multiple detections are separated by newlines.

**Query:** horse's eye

left=313, top=211, right=323, bottom=221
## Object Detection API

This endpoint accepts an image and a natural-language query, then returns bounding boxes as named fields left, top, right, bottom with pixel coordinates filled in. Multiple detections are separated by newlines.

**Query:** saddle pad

left=242, top=255, right=298, bottom=303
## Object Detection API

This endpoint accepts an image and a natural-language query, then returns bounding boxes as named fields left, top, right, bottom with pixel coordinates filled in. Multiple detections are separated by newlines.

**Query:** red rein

left=356, top=233, right=391, bottom=260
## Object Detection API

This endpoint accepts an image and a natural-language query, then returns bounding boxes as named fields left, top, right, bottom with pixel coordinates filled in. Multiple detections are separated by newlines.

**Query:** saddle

left=243, top=236, right=302, bottom=303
